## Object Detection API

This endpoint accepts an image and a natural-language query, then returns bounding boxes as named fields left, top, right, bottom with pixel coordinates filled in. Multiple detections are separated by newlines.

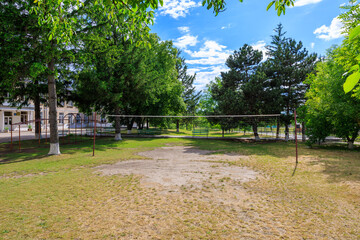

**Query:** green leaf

left=349, top=25, right=360, bottom=40
left=266, top=1, right=275, bottom=11
left=349, top=64, right=359, bottom=73
left=344, top=71, right=360, bottom=93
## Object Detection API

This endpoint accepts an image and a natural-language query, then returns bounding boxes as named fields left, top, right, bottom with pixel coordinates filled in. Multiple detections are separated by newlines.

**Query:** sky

left=150, top=0, right=347, bottom=90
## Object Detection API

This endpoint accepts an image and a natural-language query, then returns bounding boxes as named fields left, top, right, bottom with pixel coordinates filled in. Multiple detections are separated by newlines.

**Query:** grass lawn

left=0, top=137, right=359, bottom=239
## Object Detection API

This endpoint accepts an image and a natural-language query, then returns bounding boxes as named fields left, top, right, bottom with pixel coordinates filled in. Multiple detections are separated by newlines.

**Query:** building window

left=4, top=112, right=12, bottom=116
left=21, top=112, right=28, bottom=123
left=68, top=115, right=73, bottom=124
left=59, top=113, right=64, bottom=124
left=76, top=114, right=81, bottom=123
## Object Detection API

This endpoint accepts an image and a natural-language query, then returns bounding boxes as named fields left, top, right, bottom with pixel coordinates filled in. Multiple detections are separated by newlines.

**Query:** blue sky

left=151, top=0, right=347, bottom=90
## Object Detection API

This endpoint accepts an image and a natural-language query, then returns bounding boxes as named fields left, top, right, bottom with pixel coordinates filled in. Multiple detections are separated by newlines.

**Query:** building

left=0, top=98, right=83, bottom=132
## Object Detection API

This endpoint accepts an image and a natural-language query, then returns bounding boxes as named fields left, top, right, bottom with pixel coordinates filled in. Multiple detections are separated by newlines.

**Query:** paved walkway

left=0, top=131, right=50, bottom=143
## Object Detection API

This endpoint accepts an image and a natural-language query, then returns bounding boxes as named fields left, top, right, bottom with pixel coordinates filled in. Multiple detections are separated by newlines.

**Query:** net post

left=19, top=123, right=21, bottom=152
left=11, top=123, right=13, bottom=150
left=81, top=118, right=83, bottom=143
left=294, top=110, right=298, bottom=164
left=93, top=112, right=96, bottom=156
left=75, top=116, right=77, bottom=144
left=38, top=119, right=40, bottom=145
left=45, top=118, right=47, bottom=143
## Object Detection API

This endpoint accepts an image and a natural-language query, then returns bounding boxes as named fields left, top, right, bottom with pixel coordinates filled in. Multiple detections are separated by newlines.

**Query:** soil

left=95, top=146, right=258, bottom=189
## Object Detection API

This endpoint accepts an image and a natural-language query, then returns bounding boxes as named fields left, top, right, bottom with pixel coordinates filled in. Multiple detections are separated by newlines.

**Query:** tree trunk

left=222, top=128, right=224, bottom=138
left=348, top=141, right=354, bottom=150
left=146, top=119, right=149, bottom=130
left=34, top=91, right=41, bottom=139
left=301, top=122, right=306, bottom=142
left=176, top=120, right=179, bottom=133
left=276, top=118, right=280, bottom=139
left=252, top=123, right=260, bottom=141
left=127, top=118, right=135, bottom=134
left=114, top=107, right=122, bottom=141
left=285, top=124, right=289, bottom=141
left=47, top=56, right=60, bottom=155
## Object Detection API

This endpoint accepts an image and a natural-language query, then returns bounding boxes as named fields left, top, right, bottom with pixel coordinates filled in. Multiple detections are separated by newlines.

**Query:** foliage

left=336, top=1, right=360, bottom=94
left=305, top=48, right=360, bottom=148
left=266, top=24, right=318, bottom=139
left=203, top=0, right=295, bottom=16
left=74, top=32, right=185, bottom=131
left=210, top=44, right=269, bottom=139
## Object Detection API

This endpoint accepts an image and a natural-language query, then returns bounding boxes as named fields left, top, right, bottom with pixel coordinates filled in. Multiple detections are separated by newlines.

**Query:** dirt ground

left=95, top=146, right=258, bottom=190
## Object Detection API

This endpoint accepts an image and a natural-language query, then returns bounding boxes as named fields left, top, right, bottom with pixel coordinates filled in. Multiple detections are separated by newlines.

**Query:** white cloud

left=314, top=17, right=344, bottom=40
left=173, top=34, right=198, bottom=49
left=221, top=24, right=231, bottom=30
left=178, top=26, right=190, bottom=33
left=189, top=66, right=229, bottom=90
left=185, top=40, right=232, bottom=65
left=183, top=40, right=232, bottom=90
left=251, top=40, right=268, bottom=60
left=293, top=0, right=323, bottom=7
left=311, top=42, right=315, bottom=48
left=158, top=0, right=201, bottom=19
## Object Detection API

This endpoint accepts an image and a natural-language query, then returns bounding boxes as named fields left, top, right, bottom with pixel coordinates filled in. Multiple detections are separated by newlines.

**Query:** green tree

left=266, top=24, right=317, bottom=141
left=75, top=32, right=184, bottom=138
left=211, top=44, right=274, bottom=140
left=2, top=0, right=295, bottom=155
left=305, top=48, right=360, bottom=149
left=176, top=51, right=201, bottom=131
left=336, top=1, right=360, bottom=94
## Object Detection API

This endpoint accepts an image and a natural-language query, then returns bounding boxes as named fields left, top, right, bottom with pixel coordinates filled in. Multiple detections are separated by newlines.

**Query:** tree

left=305, top=48, right=360, bottom=149
left=2, top=0, right=295, bottom=155
left=210, top=44, right=274, bottom=140
left=266, top=24, right=317, bottom=141
left=176, top=51, right=201, bottom=131
left=336, top=1, right=360, bottom=94
left=75, top=32, right=184, bottom=138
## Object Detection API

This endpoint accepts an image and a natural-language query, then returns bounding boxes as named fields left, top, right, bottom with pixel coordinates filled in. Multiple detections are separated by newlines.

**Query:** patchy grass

left=0, top=137, right=359, bottom=239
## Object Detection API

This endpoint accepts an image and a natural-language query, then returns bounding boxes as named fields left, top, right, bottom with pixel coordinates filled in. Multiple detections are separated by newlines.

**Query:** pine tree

left=266, top=24, right=318, bottom=140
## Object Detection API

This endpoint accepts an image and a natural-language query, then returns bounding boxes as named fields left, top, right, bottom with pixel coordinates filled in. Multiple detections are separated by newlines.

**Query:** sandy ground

left=95, top=146, right=258, bottom=189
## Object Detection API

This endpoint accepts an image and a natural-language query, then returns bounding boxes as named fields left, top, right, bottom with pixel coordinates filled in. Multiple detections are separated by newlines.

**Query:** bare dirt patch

left=95, top=146, right=258, bottom=189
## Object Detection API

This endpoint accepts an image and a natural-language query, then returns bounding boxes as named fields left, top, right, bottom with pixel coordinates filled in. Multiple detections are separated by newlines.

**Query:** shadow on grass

left=1, top=136, right=359, bottom=184
left=0, top=136, right=172, bottom=166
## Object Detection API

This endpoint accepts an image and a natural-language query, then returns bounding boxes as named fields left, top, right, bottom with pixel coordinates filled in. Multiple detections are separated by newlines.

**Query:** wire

left=106, top=114, right=280, bottom=118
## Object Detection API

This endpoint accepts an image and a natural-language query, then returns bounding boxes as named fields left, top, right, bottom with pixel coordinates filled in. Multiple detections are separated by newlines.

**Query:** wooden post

left=295, top=110, right=298, bottom=164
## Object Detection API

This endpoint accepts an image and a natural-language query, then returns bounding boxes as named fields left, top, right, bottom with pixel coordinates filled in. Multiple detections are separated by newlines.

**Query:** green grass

left=0, top=137, right=359, bottom=239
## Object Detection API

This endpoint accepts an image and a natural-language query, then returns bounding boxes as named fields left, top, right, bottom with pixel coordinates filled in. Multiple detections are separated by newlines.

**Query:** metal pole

left=68, top=117, right=70, bottom=144
left=11, top=123, right=13, bottom=150
left=19, top=124, right=21, bottom=152
left=294, top=110, right=298, bottom=164
left=80, top=119, right=83, bottom=142
left=75, top=116, right=77, bottom=144
left=93, top=112, right=96, bottom=156
left=62, top=119, right=65, bottom=144
left=38, top=119, right=40, bottom=145
left=45, top=118, right=47, bottom=143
